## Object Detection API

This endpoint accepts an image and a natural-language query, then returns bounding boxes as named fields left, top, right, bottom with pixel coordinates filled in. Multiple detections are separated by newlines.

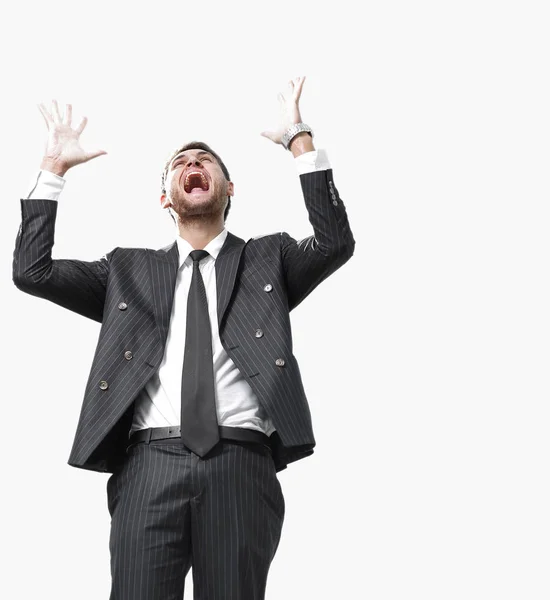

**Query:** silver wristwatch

left=281, top=123, right=313, bottom=150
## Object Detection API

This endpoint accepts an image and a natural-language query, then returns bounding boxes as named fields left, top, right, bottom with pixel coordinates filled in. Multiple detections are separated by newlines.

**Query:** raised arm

left=13, top=101, right=113, bottom=323
left=261, top=77, right=355, bottom=311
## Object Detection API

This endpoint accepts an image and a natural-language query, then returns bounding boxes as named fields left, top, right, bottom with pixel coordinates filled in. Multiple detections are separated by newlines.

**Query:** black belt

left=127, top=425, right=272, bottom=454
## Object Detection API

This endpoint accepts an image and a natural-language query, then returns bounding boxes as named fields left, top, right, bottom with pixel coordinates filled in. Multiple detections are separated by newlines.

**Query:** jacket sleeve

left=281, top=168, right=355, bottom=311
left=12, top=199, right=115, bottom=323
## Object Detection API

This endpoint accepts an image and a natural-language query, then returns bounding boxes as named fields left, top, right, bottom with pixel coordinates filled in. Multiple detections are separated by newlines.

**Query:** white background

left=1, top=1, right=549, bottom=598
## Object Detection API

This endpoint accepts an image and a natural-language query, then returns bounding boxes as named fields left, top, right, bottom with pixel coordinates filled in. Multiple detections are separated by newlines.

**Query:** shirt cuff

left=25, top=170, right=66, bottom=201
left=294, top=149, right=331, bottom=175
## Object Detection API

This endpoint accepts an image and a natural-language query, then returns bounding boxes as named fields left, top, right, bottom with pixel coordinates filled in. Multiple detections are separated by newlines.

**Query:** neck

left=176, top=216, right=224, bottom=249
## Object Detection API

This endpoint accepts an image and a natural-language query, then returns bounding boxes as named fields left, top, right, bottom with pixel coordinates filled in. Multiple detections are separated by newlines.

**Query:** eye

left=171, top=155, right=211, bottom=169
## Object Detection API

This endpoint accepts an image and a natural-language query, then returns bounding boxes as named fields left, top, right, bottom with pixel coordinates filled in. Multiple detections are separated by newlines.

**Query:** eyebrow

left=170, top=151, right=213, bottom=168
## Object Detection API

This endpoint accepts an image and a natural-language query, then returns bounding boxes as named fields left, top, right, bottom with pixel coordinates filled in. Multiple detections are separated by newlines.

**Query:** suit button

left=124, top=351, right=133, bottom=360
left=118, top=302, right=128, bottom=310
left=332, top=200, right=338, bottom=206
left=263, top=284, right=273, bottom=292
left=255, top=329, right=264, bottom=338
left=275, top=358, right=285, bottom=367
left=99, top=380, right=109, bottom=390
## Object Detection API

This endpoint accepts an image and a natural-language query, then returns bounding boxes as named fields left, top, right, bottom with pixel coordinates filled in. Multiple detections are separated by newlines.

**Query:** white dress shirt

left=25, top=149, right=332, bottom=437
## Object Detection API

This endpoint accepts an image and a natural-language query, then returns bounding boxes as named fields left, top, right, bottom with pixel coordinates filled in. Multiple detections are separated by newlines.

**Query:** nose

left=186, top=157, right=203, bottom=168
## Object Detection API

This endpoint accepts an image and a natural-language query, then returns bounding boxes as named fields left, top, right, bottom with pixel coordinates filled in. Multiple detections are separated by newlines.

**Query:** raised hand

left=261, top=76, right=306, bottom=146
left=38, top=100, right=107, bottom=176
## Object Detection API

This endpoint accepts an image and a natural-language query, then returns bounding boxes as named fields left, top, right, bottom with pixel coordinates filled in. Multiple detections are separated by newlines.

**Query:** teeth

left=184, top=171, right=208, bottom=190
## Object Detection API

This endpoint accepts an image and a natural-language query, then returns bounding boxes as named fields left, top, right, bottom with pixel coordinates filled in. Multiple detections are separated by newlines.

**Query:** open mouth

left=184, top=171, right=209, bottom=194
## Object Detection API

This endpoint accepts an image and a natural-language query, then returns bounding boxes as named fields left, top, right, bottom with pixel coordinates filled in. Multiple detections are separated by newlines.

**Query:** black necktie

left=181, top=249, right=220, bottom=457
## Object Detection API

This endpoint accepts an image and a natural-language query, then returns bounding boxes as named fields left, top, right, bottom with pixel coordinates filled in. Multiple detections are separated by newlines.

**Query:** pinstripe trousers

left=106, top=437, right=285, bottom=600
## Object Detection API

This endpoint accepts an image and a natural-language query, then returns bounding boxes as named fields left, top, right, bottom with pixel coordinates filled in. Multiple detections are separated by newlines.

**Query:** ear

left=160, top=193, right=171, bottom=209
left=226, top=181, right=235, bottom=197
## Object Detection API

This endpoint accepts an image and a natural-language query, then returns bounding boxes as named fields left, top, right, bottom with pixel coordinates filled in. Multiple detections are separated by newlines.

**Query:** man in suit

left=13, top=76, right=355, bottom=600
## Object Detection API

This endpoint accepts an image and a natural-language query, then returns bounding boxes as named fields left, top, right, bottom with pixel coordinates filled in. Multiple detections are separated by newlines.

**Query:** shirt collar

left=176, top=228, right=228, bottom=269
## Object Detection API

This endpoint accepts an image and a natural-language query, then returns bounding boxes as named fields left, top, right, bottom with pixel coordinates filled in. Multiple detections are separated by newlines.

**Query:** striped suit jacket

left=13, top=168, right=355, bottom=474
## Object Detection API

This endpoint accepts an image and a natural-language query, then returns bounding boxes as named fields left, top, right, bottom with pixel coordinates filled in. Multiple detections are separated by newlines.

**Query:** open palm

left=261, top=76, right=306, bottom=145
left=38, top=100, right=106, bottom=170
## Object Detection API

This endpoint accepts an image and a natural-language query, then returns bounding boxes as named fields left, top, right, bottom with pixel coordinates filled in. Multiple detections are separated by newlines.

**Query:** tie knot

left=189, top=249, right=209, bottom=263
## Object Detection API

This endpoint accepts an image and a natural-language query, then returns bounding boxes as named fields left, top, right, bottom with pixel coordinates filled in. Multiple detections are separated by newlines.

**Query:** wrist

left=281, top=122, right=314, bottom=155
left=289, top=132, right=315, bottom=157
left=40, top=157, right=68, bottom=177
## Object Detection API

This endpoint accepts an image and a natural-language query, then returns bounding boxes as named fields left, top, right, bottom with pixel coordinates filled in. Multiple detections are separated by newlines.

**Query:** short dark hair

left=161, top=141, right=232, bottom=222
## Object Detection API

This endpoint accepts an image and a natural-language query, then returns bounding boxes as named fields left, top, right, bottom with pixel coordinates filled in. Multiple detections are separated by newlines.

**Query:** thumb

left=260, top=131, right=276, bottom=142
left=86, top=149, right=108, bottom=160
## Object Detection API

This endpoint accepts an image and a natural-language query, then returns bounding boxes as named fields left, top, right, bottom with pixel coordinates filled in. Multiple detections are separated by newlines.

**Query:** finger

left=75, top=116, right=88, bottom=136
left=65, top=104, right=72, bottom=127
left=277, top=92, right=287, bottom=114
left=260, top=131, right=276, bottom=142
left=37, top=103, right=52, bottom=130
left=51, top=99, right=62, bottom=123
left=294, top=76, right=306, bottom=99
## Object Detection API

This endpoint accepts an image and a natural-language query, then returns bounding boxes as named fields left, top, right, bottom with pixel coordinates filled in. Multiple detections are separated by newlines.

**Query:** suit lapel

left=147, top=231, right=246, bottom=350
left=215, top=232, right=246, bottom=327
left=147, top=242, right=179, bottom=350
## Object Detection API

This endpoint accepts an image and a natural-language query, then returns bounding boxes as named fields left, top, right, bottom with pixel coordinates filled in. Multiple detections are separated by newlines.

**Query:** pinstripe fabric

left=106, top=438, right=284, bottom=599
left=12, top=168, right=355, bottom=474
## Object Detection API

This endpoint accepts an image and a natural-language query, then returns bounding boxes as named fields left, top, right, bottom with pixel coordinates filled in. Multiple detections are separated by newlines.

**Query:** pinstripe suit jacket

left=13, top=168, right=355, bottom=474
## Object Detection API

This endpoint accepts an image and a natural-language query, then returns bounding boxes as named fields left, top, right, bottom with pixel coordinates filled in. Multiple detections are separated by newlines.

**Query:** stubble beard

left=168, top=181, right=226, bottom=226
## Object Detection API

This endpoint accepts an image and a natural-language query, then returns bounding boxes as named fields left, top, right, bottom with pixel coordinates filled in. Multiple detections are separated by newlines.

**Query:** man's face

left=160, top=149, right=234, bottom=221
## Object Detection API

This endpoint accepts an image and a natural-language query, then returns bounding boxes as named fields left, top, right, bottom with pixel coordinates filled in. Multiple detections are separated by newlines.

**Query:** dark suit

left=13, top=167, right=354, bottom=598
left=13, top=167, right=355, bottom=474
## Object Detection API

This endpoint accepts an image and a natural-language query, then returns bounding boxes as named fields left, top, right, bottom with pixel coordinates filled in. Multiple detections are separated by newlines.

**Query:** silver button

left=99, top=380, right=109, bottom=390
left=331, top=193, right=337, bottom=200
left=124, top=351, right=133, bottom=360
left=329, top=180, right=334, bottom=189
left=118, top=302, right=127, bottom=310
left=263, top=284, right=273, bottom=292
left=255, top=329, right=264, bottom=338
left=275, top=358, right=285, bottom=367
left=332, top=200, right=338, bottom=206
